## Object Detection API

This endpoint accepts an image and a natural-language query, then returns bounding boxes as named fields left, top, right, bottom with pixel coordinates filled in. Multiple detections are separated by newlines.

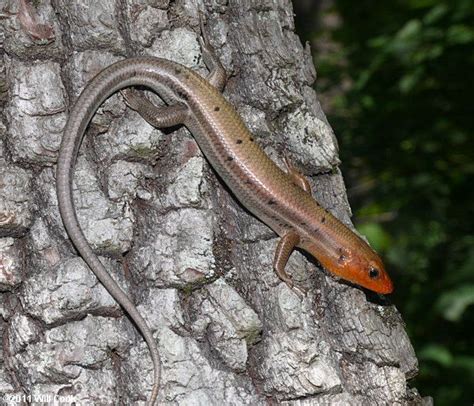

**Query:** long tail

left=56, top=57, right=178, bottom=405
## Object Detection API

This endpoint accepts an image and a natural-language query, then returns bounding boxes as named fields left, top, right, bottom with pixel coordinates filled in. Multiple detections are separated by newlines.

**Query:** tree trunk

left=0, top=0, right=427, bottom=404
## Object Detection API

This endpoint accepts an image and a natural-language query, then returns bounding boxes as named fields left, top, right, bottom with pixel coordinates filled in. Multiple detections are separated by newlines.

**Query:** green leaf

left=419, top=344, right=453, bottom=367
left=356, top=222, right=392, bottom=252
left=399, top=69, right=423, bottom=93
left=368, top=35, right=389, bottom=48
left=436, top=285, right=474, bottom=321
left=447, top=24, right=474, bottom=44
left=396, top=19, right=422, bottom=41
left=423, top=4, right=449, bottom=24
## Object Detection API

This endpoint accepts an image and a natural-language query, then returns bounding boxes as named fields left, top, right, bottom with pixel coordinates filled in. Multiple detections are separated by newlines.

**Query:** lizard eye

left=368, top=267, right=380, bottom=279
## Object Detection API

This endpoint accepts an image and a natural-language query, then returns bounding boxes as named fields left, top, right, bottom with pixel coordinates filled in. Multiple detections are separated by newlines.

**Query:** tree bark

left=0, top=0, right=426, bottom=404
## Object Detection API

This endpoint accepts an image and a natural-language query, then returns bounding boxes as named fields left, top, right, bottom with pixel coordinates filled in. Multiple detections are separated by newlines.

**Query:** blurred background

left=292, top=0, right=473, bottom=404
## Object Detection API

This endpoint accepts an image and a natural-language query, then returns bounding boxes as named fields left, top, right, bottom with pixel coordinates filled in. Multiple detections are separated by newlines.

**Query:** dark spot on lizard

left=336, top=247, right=348, bottom=263
left=249, top=137, right=254, bottom=142
left=268, top=199, right=276, bottom=205
left=214, top=106, right=220, bottom=111
left=226, top=156, right=234, bottom=162
left=236, top=139, right=243, bottom=144
left=321, top=217, right=326, bottom=223
left=176, top=89, right=188, bottom=100
left=300, top=222, right=306, bottom=226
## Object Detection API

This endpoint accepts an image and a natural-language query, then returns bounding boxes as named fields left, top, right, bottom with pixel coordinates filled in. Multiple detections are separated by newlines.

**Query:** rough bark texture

left=0, top=0, right=426, bottom=404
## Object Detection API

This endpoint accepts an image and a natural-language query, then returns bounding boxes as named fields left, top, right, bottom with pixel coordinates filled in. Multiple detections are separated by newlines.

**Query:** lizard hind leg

left=121, top=89, right=188, bottom=128
left=283, top=156, right=312, bottom=194
left=198, top=15, right=227, bottom=91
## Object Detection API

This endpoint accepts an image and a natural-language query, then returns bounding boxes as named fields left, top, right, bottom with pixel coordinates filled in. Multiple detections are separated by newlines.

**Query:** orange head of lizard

left=302, top=241, right=393, bottom=294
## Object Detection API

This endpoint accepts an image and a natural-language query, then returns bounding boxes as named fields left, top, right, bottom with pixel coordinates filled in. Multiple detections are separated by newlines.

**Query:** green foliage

left=436, top=284, right=474, bottom=322
left=296, top=0, right=473, bottom=404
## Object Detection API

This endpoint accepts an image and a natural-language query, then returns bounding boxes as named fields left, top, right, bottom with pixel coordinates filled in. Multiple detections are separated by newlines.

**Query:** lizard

left=56, top=22, right=393, bottom=406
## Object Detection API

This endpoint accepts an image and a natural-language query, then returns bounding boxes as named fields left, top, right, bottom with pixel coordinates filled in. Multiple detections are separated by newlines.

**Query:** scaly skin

left=56, top=56, right=392, bottom=404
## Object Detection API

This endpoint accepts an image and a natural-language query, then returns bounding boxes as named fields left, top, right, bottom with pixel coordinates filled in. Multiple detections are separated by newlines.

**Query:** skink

left=56, top=32, right=392, bottom=405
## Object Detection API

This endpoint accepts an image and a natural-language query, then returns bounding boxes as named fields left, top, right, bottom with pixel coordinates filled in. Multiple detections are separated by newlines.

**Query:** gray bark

left=0, top=0, right=425, bottom=404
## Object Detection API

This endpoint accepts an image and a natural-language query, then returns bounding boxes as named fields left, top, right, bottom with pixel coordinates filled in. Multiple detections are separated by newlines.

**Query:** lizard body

left=56, top=31, right=392, bottom=405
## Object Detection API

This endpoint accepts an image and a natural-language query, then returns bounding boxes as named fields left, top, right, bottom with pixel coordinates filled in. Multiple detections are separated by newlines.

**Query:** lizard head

left=329, top=247, right=393, bottom=294
left=301, top=238, right=393, bottom=294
